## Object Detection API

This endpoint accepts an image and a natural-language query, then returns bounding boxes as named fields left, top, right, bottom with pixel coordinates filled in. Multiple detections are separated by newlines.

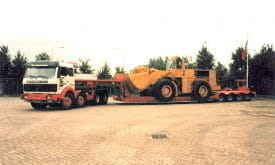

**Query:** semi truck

left=21, top=58, right=256, bottom=109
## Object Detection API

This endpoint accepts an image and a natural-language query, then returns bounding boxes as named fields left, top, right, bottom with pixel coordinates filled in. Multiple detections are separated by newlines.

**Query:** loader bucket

left=127, top=69, right=169, bottom=92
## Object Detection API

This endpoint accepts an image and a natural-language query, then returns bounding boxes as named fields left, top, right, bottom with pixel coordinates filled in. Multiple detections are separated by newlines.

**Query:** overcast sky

left=0, top=0, right=274, bottom=72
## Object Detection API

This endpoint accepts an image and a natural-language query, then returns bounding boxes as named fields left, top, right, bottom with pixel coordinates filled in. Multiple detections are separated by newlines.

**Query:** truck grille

left=24, top=84, right=57, bottom=92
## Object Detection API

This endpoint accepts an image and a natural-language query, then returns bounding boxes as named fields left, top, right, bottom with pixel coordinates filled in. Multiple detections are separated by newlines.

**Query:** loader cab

left=166, top=57, right=186, bottom=70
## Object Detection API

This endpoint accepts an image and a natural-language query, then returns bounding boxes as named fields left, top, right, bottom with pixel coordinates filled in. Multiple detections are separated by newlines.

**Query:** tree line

left=0, top=44, right=274, bottom=95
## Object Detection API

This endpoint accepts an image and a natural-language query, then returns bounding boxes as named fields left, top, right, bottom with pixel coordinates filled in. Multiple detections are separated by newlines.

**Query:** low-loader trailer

left=21, top=60, right=256, bottom=110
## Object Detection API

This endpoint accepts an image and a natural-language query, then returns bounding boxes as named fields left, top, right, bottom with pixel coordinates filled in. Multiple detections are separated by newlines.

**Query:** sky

left=0, top=0, right=275, bottom=73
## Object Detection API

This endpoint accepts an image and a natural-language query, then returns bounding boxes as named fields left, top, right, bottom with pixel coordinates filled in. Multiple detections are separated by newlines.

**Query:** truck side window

left=68, top=68, right=74, bottom=76
left=60, top=67, right=68, bottom=76
left=59, top=67, right=74, bottom=77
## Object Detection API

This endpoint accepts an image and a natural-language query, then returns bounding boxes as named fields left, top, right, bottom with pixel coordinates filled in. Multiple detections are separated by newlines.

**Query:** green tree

left=79, top=59, right=94, bottom=74
left=148, top=56, right=168, bottom=70
left=196, top=46, right=215, bottom=69
left=35, top=52, right=50, bottom=61
left=249, top=44, right=275, bottom=95
left=215, top=62, right=228, bottom=88
left=115, top=66, right=125, bottom=74
left=97, top=62, right=112, bottom=79
left=228, top=47, right=247, bottom=87
left=0, top=45, right=12, bottom=78
left=184, top=57, right=196, bottom=69
left=11, top=51, right=28, bottom=94
left=11, top=51, right=27, bottom=79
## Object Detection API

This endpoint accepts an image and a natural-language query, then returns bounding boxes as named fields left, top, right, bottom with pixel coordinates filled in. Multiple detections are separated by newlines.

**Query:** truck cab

left=23, top=61, right=75, bottom=94
left=22, top=61, right=78, bottom=109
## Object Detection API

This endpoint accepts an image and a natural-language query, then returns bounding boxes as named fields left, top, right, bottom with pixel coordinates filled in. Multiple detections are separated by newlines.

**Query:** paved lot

left=0, top=97, right=274, bottom=164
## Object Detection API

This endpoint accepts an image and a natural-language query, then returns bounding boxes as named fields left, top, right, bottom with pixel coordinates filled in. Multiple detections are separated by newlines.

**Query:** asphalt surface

left=0, top=97, right=274, bottom=164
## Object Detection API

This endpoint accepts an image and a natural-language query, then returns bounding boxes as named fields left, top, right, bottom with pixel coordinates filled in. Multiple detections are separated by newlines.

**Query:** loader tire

left=192, top=81, right=211, bottom=103
left=152, top=80, right=176, bottom=102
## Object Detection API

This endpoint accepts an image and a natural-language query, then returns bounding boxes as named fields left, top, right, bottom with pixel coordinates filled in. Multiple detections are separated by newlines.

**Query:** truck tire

left=76, top=94, right=86, bottom=107
left=152, top=79, right=176, bottom=102
left=244, top=94, right=252, bottom=101
left=31, top=103, right=47, bottom=109
left=61, top=93, right=74, bottom=109
left=92, top=94, right=100, bottom=105
left=99, top=93, right=109, bottom=105
left=192, top=81, right=211, bottom=103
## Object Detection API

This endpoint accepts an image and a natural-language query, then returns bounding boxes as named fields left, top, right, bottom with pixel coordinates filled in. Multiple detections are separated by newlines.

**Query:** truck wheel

left=76, top=94, right=86, bottom=107
left=226, top=94, right=234, bottom=102
left=61, top=94, right=74, bottom=109
left=99, top=93, right=109, bottom=105
left=244, top=94, right=252, bottom=101
left=236, top=94, right=243, bottom=101
left=91, top=94, right=100, bottom=105
left=152, top=80, right=176, bottom=102
left=218, top=94, right=225, bottom=102
left=31, top=103, right=47, bottom=109
left=192, top=81, right=211, bottom=103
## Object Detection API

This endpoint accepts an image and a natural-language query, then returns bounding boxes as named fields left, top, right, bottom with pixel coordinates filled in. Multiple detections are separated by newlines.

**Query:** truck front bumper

left=21, top=93, right=63, bottom=103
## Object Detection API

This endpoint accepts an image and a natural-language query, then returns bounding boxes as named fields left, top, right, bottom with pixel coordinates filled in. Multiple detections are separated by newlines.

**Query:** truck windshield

left=24, top=67, right=56, bottom=78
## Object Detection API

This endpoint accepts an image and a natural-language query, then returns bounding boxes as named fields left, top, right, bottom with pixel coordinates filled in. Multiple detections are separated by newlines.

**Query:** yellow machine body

left=123, top=56, right=221, bottom=94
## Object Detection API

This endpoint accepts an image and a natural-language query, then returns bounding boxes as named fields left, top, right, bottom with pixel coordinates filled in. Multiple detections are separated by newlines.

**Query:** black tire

left=226, top=94, right=234, bottom=102
left=152, top=79, right=176, bottom=102
left=192, top=81, right=211, bottom=103
left=91, top=93, right=100, bottom=105
left=76, top=94, right=86, bottom=107
left=235, top=94, right=243, bottom=101
left=98, top=93, right=109, bottom=105
left=244, top=94, right=252, bottom=101
left=30, top=103, right=47, bottom=109
left=61, top=93, right=74, bottom=109
left=140, top=89, right=151, bottom=96
left=217, top=94, right=225, bottom=102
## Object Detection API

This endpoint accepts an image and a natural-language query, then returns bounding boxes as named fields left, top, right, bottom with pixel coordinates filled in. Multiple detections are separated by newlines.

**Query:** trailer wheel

left=99, top=93, right=109, bottom=105
left=244, top=94, right=252, bottom=101
left=152, top=79, right=176, bottom=102
left=226, top=94, right=234, bottom=102
left=192, top=81, right=211, bottom=103
left=236, top=94, right=243, bottom=101
left=61, top=93, right=74, bottom=109
left=76, top=94, right=86, bottom=107
left=218, top=94, right=225, bottom=102
left=31, top=103, right=47, bottom=109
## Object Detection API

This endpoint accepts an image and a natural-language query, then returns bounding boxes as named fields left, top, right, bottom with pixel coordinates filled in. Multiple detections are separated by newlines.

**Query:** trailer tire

left=76, top=94, right=86, bottom=107
left=152, top=79, right=176, bottom=102
left=236, top=94, right=243, bottom=101
left=192, top=81, right=211, bottom=103
left=244, top=94, right=252, bottom=101
left=31, top=103, right=47, bottom=109
left=226, top=94, right=234, bottom=102
left=218, top=94, right=225, bottom=102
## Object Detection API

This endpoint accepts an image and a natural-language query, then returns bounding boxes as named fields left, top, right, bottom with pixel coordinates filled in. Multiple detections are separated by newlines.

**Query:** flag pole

left=246, top=51, right=249, bottom=87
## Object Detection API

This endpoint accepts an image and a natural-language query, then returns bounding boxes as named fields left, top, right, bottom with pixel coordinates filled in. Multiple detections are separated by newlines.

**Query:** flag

left=241, top=40, right=248, bottom=61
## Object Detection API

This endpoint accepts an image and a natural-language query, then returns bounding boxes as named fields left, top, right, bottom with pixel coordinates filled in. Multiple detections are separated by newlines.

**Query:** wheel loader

left=124, top=56, right=221, bottom=102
